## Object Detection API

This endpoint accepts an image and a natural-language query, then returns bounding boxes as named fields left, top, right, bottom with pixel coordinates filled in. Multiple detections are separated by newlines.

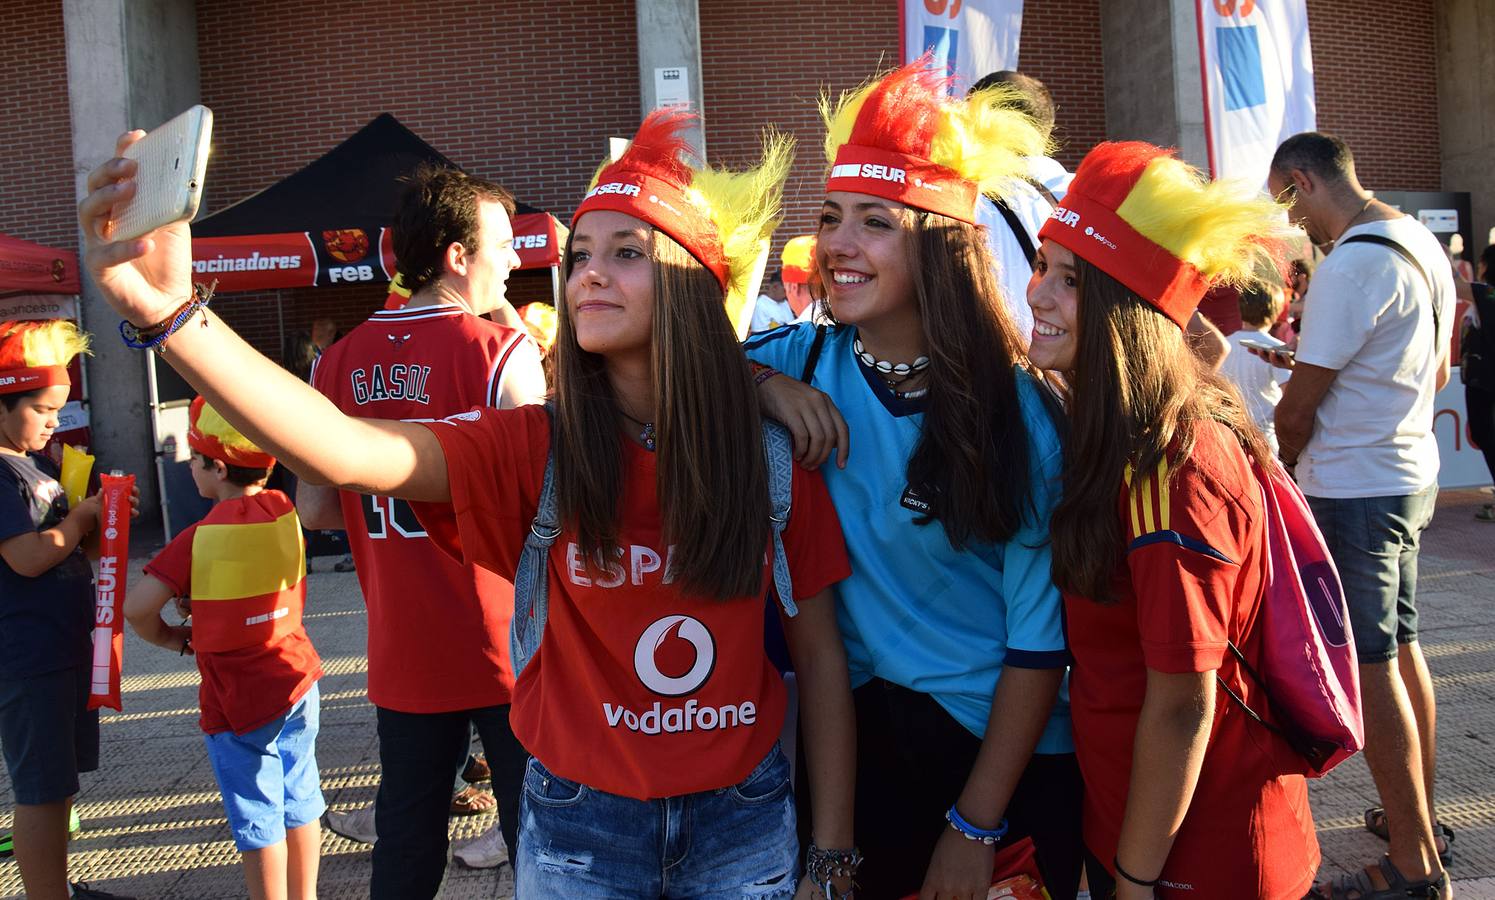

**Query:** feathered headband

left=0, top=320, right=89, bottom=396
left=1038, top=141, right=1297, bottom=327
left=572, top=109, right=791, bottom=330
left=821, top=56, right=1051, bottom=224
left=188, top=396, right=275, bottom=468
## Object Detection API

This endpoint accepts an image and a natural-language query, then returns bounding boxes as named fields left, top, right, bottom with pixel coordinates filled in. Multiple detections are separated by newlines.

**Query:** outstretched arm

left=80, top=132, right=449, bottom=502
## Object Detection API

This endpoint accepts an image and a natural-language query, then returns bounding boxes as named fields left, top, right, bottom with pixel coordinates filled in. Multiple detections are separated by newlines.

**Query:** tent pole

left=551, top=265, right=561, bottom=307
left=276, top=290, right=286, bottom=363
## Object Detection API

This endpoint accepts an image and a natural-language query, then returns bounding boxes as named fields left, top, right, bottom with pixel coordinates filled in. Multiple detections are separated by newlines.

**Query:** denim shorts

left=203, top=681, right=326, bottom=851
left=515, top=743, right=799, bottom=898
left=1306, top=487, right=1438, bottom=664
left=0, top=664, right=99, bottom=805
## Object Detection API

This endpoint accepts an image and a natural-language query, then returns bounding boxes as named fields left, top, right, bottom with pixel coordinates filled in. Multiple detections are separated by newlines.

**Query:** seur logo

left=633, top=614, right=715, bottom=697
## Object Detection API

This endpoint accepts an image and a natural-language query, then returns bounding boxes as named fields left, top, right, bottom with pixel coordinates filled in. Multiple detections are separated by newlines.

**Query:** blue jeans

left=515, top=744, right=799, bottom=898
left=1306, top=487, right=1438, bottom=663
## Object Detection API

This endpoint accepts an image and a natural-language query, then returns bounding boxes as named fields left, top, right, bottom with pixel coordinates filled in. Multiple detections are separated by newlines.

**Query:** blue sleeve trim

left=1127, top=530, right=1234, bottom=564
left=742, top=323, right=806, bottom=352
left=1006, top=648, right=1072, bottom=669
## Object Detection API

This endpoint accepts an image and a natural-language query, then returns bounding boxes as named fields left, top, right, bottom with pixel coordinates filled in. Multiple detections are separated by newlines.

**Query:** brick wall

left=0, top=0, right=76, bottom=248
left=194, top=0, right=639, bottom=353
left=1016, top=0, right=1106, bottom=172
left=1308, top=0, right=1441, bottom=190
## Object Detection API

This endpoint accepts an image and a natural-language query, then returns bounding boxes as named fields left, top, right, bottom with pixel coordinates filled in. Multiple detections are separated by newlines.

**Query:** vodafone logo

left=634, top=614, right=715, bottom=697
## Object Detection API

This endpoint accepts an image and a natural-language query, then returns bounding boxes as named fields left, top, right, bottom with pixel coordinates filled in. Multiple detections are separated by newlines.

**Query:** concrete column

left=1101, top=0, right=1208, bottom=170
left=635, top=0, right=706, bottom=158
left=64, top=0, right=200, bottom=520
left=1436, top=0, right=1495, bottom=258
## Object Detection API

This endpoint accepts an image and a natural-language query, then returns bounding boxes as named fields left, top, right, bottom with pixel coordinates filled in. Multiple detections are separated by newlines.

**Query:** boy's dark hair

left=0, top=390, right=36, bottom=412
left=970, top=70, right=1056, bottom=134
left=1271, top=132, right=1355, bottom=185
left=196, top=452, right=273, bottom=488
left=1480, top=243, right=1495, bottom=281
left=392, top=163, right=517, bottom=295
left=1239, top=284, right=1285, bottom=329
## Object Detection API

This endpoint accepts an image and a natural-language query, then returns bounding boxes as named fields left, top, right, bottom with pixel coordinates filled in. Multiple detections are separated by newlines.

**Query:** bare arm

left=79, top=134, right=449, bottom=502
left=920, top=665, right=1065, bottom=899
left=495, top=340, right=549, bottom=409
left=0, top=494, right=99, bottom=578
left=782, top=589, right=856, bottom=899
left=295, top=480, right=345, bottom=531
left=1112, top=669, right=1215, bottom=899
left=1274, top=362, right=1338, bottom=467
left=1186, top=310, right=1230, bottom=371
left=123, top=574, right=191, bottom=653
left=755, top=374, right=850, bottom=469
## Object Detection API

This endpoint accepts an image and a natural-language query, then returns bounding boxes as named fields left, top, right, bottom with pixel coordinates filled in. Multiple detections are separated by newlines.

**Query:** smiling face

left=1025, top=240, right=1080, bottom=373
left=816, top=191, right=918, bottom=333
left=0, top=384, right=70, bottom=454
left=565, top=209, right=656, bottom=358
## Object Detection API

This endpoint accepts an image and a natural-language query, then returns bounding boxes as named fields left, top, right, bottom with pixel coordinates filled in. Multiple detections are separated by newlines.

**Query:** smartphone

left=109, top=105, right=213, bottom=243
left=1240, top=338, right=1294, bottom=359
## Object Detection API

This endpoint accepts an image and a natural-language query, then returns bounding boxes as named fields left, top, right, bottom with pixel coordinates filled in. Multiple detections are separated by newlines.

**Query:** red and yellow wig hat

left=188, top=396, right=275, bottom=468
left=822, top=56, right=1051, bottom=224
left=780, top=236, right=815, bottom=284
left=0, top=320, right=89, bottom=396
left=572, top=109, right=791, bottom=328
left=1038, top=141, right=1296, bottom=328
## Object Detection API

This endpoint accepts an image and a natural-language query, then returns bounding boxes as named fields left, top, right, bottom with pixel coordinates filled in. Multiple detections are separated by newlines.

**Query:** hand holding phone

left=1241, top=339, right=1296, bottom=369
left=106, top=105, right=213, bottom=243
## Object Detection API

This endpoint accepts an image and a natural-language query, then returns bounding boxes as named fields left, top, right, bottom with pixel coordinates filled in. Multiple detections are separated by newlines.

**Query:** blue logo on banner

left=922, top=25, right=959, bottom=81
left=1216, top=25, right=1266, bottom=111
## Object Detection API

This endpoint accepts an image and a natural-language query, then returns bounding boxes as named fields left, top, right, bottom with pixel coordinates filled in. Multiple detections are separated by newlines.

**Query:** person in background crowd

left=749, top=268, right=793, bottom=334
left=296, top=164, right=544, bottom=896
left=80, top=111, right=858, bottom=900
left=1028, top=140, right=1317, bottom=900
left=752, top=61, right=1083, bottom=899
left=1219, top=283, right=1290, bottom=454
left=1269, top=131, right=1454, bottom=900
left=1464, top=243, right=1495, bottom=519
left=309, top=317, right=338, bottom=354
left=0, top=321, right=133, bottom=900
left=127, top=398, right=324, bottom=900
left=778, top=235, right=818, bottom=325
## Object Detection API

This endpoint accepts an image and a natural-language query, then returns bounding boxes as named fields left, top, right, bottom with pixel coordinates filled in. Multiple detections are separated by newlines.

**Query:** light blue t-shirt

left=745, top=324, right=1072, bottom=754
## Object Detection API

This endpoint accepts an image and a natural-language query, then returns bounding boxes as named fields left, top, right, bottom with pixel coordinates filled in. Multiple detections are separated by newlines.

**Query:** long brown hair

left=1050, top=258, right=1271, bottom=602
left=551, top=231, right=770, bottom=600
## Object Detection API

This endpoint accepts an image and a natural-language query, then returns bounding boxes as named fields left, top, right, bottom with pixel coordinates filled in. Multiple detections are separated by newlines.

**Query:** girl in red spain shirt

left=80, top=112, right=857, bottom=899
left=1023, top=142, right=1320, bottom=900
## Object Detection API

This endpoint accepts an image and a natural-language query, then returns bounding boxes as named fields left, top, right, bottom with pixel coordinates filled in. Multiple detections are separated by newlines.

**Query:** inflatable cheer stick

left=60, top=444, right=95, bottom=510
left=88, top=471, right=134, bottom=711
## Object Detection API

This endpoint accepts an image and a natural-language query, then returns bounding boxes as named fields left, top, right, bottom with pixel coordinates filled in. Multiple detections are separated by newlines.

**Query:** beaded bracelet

left=119, top=282, right=215, bottom=354
left=752, top=364, right=781, bottom=386
left=805, top=843, right=861, bottom=899
left=944, top=805, right=1008, bottom=845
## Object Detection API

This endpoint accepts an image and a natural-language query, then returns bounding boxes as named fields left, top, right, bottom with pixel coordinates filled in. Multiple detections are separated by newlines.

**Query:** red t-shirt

left=1063, top=423, right=1318, bottom=899
left=144, top=491, right=323, bottom=735
left=415, top=405, right=850, bottom=800
left=312, top=303, right=539, bottom=712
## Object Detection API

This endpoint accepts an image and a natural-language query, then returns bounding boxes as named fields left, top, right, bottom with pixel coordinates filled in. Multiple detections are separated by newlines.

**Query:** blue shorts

left=515, top=743, right=798, bottom=898
left=1306, top=487, right=1438, bottom=664
left=0, top=664, right=100, bottom=805
left=203, top=681, right=326, bottom=852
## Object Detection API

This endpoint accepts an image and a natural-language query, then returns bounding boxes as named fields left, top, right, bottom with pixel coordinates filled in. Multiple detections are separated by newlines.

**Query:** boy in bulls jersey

left=125, top=398, right=324, bottom=900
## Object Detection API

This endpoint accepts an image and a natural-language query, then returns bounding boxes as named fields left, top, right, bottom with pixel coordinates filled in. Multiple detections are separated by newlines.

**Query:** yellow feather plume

left=196, top=399, right=265, bottom=456
left=0, top=319, right=91, bottom=369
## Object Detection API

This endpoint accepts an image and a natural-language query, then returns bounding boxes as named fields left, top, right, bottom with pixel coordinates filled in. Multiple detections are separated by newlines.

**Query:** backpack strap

left=511, top=404, right=560, bottom=678
left=762, top=419, right=798, bottom=618
left=1337, top=233, right=1440, bottom=346
left=799, top=324, right=829, bottom=384
left=991, top=196, right=1038, bottom=267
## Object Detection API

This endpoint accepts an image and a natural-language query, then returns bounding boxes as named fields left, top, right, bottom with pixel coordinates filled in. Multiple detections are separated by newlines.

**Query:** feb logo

left=323, top=229, right=370, bottom=263
left=634, top=614, right=715, bottom=697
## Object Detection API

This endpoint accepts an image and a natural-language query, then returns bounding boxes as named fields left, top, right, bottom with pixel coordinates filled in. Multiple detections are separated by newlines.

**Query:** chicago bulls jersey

left=312, top=303, right=543, bottom=712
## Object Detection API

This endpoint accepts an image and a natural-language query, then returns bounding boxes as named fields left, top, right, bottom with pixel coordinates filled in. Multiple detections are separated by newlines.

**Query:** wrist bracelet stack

left=119, top=281, right=216, bottom=354
left=805, top=843, right=860, bottom=899
left=944, top=805, right=1008, bottom=845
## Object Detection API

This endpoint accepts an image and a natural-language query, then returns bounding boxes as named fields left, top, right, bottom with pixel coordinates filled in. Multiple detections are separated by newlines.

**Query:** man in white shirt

left=747, top=269, right=792, bottom=334
left=1269, top=132, right=1454, bottom=898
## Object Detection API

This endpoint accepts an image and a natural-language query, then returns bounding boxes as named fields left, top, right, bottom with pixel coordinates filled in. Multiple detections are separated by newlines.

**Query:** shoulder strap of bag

left=992, top=196, right=1038, bottom=268
left=762, top=419, right=798, bottom=618
left=800, top=324, right=829, bottom=384
left=511, top=404, right=560, bottom=677
left=1338, top=233, right=1439, bottom=343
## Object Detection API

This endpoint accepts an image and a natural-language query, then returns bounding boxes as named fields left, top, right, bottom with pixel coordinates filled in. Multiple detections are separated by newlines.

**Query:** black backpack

left=1461, top=281, right=1495, bottom=390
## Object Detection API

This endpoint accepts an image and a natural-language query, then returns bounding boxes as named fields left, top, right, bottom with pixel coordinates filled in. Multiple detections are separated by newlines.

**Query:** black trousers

left=800, top=679, right=1083, bottom=900
left=1467, top=382, right=1495, bottom=486
left=370, top=704, right=528, bottom=900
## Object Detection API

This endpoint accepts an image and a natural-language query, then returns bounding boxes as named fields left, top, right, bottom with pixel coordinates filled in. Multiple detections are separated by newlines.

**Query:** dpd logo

left=633, top=615, right=715, bottom=697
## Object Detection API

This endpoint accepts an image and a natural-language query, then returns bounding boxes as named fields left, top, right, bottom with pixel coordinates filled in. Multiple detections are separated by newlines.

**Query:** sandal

left=449, top=785, right=496, bottom=816
left=1362, top=807, right=1454, bottom=866
left=461, top=753, right=491, bottom=784
left=1305, top=855, right=1448, bottom=899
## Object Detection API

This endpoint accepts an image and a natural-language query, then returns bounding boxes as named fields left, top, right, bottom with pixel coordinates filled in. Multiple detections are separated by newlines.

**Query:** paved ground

left=0, top=489, right=1491, bottom=898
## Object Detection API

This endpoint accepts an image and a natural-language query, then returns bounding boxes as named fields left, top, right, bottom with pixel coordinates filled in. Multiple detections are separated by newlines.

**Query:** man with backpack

left=1269, top=132, right=1457, bottom=899
left=1463, top=244, right=1495, bottom=516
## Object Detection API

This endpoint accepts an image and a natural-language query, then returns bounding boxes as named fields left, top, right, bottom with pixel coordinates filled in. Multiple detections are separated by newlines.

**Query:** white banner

left=903, top=0, right=1024, bottom=90
left=1197, top=0, right=1316, bottom=189
left=0, top=293, right=78, bottom=322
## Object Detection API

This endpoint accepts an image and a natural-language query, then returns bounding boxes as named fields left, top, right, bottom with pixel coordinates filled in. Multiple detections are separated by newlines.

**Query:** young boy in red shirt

left=124, top=397, right=324, bottom=900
